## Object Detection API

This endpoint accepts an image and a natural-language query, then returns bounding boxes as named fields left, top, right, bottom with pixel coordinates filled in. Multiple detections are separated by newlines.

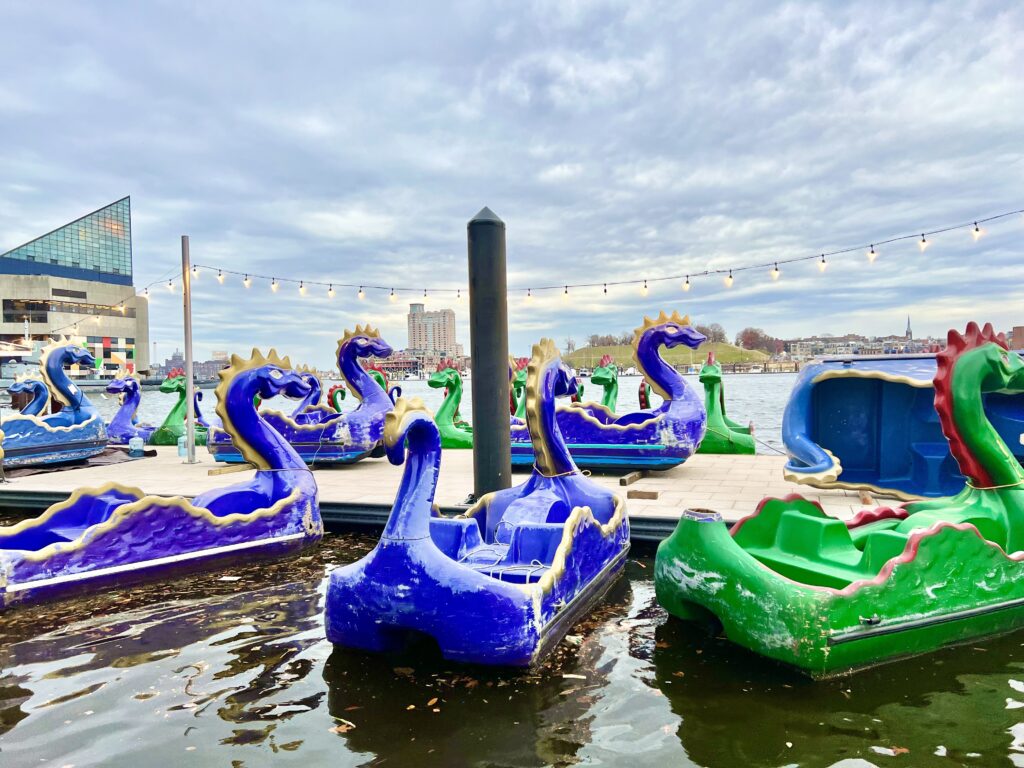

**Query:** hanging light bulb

left=328, top=284, right=335, bottom=298
left=243, top=274, right=251, bottom=288
left=389, top=288, right=396, bottom=301
left=770, top=263, right=780, bottom=281
left=118, top=302, right=126, bottom=313
left=423, top=288, right=428, bottom=298
left=641, top=279, right=648, bottom=296
left=918, top=234, right=928, bottom=252
left=972, top=222, right=982, bottom=241
left=526, top=288, right=533, bottom=301
left=271, top=278, right=278, bottom=292
left=683, top=276, right=690, bottom=292
left=563, top=285, right=569, bottom=299
left=143, top=288, right=150, bottom=299
left=603, top=283, right=607, bottom=295
left=457, top=288, right=462, bottom=301
left=358, top=286, right=365, bottom=300
left=217, top=269, right=224, bottom=284
left=167, top=279, right=174, bottom=291
left=868, top=245, right=877, bottom=263
left=724, top=270, right=733, bottom=288
left=818, top=254, right=827, bottom=272
left=299, top=280, right=307, bottom=295
left=191, top=266, right=199, bottom=278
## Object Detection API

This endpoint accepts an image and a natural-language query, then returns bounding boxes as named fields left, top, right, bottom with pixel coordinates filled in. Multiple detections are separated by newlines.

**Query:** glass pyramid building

left=0, top=197, right=133, bottom=286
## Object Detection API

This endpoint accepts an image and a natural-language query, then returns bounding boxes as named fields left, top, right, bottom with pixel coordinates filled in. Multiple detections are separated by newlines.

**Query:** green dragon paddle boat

left=149, top=368, right=208, bottom=446
left=655, top=322, right=1024, bottom=677
left=696, top=352, right=755, bottom=455
left=427, top=360, right=473, bottom=448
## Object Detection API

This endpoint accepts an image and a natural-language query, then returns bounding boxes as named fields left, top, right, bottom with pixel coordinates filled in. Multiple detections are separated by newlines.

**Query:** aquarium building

left=0, top=197, right=150, bottom=374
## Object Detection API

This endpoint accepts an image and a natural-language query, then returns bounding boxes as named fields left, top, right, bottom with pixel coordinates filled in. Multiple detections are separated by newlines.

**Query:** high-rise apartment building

left=407, top=303, right=458, bottom=356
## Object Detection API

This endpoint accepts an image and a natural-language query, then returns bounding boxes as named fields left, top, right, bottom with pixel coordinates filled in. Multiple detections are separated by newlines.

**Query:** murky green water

left=2, top=532, right=1022, bottom=767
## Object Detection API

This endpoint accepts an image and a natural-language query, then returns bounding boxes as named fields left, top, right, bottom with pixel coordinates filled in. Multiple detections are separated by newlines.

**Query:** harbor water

left=2, top=530, right=1023, bottom=767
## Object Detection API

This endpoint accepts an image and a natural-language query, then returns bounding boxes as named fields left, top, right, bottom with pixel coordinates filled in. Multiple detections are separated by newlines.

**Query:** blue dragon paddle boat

left=105, top=371, right=156, bottom=445
left=511, top=311, right=707, bottom=471
left=783, top=352, right=1024, bottom=499
left=0, top=341, right=107, bottom=468
left=208, top=326, right=394, bottom=464
left=7, top=374, right=50, bottom=416
left=0, top=349, right=322, bottom=611
left=326, top=338, right=630, bottom=666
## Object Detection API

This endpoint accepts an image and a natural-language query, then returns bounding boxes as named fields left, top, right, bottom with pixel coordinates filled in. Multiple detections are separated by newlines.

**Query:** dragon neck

left=514, top=380, right=526, bottom=419
left=339, top=345, right=389, bottom=406
left=111, top=382, right=142, bottom=428
left=435, top=375, right=462, bottom=425
left=527, top=361, right=575, bottom=477
left=229, top=371, right=306, bottom=471
left=936, top=349, right=1023, bottom=487
left=600, top=377, right=618, bottom=410
left=636, top=333, right=684, bottom=400
left=23, top=382, right=50, bottom=415
left=290, top=376, right=322, bottom=417
left=702, top=376, right=723, bottom=418
left=331, top=388, right=346, bottom=412
left=162, top=385, right=188, bottom=427
left=382, top=418, right=440, bottom=540
left=45, top=350, right=89, bottom=412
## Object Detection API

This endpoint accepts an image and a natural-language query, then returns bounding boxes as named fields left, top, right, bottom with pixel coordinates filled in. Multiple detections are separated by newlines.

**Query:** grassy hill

left=563, top=342, right=768, bottom=369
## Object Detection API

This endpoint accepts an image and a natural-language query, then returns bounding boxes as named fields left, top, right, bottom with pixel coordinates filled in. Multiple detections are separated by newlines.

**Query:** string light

left=389, top=288, right=396, bottom=301
left=243, top=274, right=251, bottom=288
left=167, top=279, right=174, bottom=291
left=299, top=281, right=306, bottom=295
left=271, top=278, right=278, bottom=292
left=217, top=269, right=224, bottom=284
left=457, top=288, right=462, bottom=301
left=191, top=266, right=199, bottom=278
left=143, top=288, right=150, bottom=299
left=972, top=222, right=982, bottom=241
left=603, top=283, right=607, bottom=294
left=328, top=284, right=335, bottom=298
left=358, top=286, right=365, bottom=300
left=641, top=279, right=648, bottom=296
left=563, top=285, right=569, bottom=299
left=683, top=276, right=690, bottom=292
left=918, top=234, right=928, bottom=252
left=818, top=254, right=827, bottom=272
left=118, top=302, right=125, bottom=313
left=868, top=245, right=877, bottom=263
left=724, top=270, right=733, bottom=288
left=526, top=288, right=533, bottom=301
left=423, top=288, right=428, bottom=298
left=770, top=263, right=780, bottom=281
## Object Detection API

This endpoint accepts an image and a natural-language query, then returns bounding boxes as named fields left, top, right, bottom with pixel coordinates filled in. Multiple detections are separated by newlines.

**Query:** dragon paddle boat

left=590, top=354, right=619, bottom=410
left=696, top=352, right=755, bottom=455
left=0, top=349, right=323, bottom=612
left=149, top=367, right=208, bottom=446
left=782, top=349, right=1024, bottom=499
left=326, top=339, right=630, bottom=666
left=0, top=341, right=107, bottom=468
left=427, top=359, right=473, bottom=448
left=655, top=322, right=1024, bottom=677
left=208, top=325, right=395, bottom=464
left=7, top=373, right=50, bottom=416
left=511, top=311, right=707, bottom=471
left=105, top=370, right=156, bottom=444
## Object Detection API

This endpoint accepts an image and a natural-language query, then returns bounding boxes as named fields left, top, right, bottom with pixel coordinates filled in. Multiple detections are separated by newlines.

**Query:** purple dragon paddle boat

left=0, top=349, right=322, bottom=611
left=0, top=340, right=108, bottom=468
left=7, top=373, right=50, bottom=416
left=325, top=338, right=630, bottom=666
left=105, top=371, right=156, bottom=444
left=511, top=311, right=707, bottom=471
left=208, top=325, right=394, bottom=464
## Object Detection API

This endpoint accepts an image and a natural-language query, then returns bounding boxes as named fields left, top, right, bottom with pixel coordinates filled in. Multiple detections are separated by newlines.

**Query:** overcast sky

left=1, top=1, right=1021, bottom=366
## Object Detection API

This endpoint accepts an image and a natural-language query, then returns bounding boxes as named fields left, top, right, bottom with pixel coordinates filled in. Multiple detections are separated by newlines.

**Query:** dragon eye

left=665, top=326, right=678, bottom=334
left=270, top=369, right=284, bottom=380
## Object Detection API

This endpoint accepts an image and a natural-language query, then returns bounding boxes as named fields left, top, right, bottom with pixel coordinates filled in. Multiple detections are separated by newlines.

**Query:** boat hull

left=208, top=441, right=373, bottom=464
left=783, top=354, right=1024, bottom=498
left=0, top=436, right=108, bottom=468
left=510, top=443, right=687, bottom=471
left=655, top=507, right=1024, bottom=678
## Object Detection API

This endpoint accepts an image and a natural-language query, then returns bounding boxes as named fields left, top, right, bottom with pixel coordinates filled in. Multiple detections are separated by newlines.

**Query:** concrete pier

left=0, top=449, right=889, bottom=542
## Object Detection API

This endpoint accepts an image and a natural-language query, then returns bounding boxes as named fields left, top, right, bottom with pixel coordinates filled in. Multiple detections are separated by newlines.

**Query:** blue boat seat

left=909, top=441, right=953, bottom=494
left=429, top=517, right=483, bottom=560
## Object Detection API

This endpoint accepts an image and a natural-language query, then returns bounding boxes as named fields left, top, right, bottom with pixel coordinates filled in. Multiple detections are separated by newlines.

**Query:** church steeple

left=905, top=315, right=913, bottom=340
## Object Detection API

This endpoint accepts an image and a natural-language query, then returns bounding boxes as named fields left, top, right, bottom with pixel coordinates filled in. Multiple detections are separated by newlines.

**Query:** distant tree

left=564, top=336, right=576, bottom=354
left=618, top=331, right=633, bottom=345
left=587, top=334, right=601, bottom=347
left=735, top=327, right=779, bottom=353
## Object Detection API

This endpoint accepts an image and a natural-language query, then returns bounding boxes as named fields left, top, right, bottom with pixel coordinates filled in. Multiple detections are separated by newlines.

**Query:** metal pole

left=180, top=235, right=197, bottom=463
left=467, top=207, right=511, bottom=497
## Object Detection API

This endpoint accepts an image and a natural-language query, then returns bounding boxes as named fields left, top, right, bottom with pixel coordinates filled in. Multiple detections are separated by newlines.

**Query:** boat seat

left=774, top=510, right=857, bottom=560
left=506, top=522, right=564, bottom=565
left=41, top=493, right=132, bottom=544
left=858, top=529, right=910, bottom=574
left=429, top=517, right=483, bottom=560
left=493, top=492, right=570, bottom=544
left=909, top=441, right=952, bottom=493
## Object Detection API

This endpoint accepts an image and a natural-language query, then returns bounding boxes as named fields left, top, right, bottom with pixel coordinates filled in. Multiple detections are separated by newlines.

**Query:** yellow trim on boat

left=811, top=369, right=931, bottom=388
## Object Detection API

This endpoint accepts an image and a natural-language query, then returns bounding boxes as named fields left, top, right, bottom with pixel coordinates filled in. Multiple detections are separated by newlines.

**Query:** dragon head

left=9, top=372, right=46, bottom=396
left=591, top=354, right=618, bottom=387
left=631, top=311, right=705, bottom=399
left=159, top=368, right=187, bottom=394
left=338, top=325, right=394, bottom=364
left=698, top=350, right=722, bottom=384
left=428, top=359, right=460, bottom=391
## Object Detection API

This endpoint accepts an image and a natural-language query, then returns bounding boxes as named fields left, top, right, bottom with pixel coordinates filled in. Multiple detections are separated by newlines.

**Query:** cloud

left=0, top=0, right=1021, bottom=368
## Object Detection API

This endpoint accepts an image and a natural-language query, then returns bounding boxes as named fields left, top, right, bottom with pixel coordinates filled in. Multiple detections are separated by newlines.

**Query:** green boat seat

left=858, top=529, right=910, bottom=574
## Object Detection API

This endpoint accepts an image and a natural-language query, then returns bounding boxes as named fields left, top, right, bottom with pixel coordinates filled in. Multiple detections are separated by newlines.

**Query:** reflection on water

left=3, top=535, right=1022, bottom=767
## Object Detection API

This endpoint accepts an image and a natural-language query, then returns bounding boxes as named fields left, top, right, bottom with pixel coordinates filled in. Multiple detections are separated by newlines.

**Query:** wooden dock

left=0, top=448, right=886, bottom=543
